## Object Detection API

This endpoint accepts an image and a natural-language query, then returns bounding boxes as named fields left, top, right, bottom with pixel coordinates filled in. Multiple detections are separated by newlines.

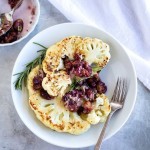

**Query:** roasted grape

left=62, top=89, right=83, bottom=112
left=40, top=89, right=54, bottom=100
left=64, top=54, right=92, bottom=77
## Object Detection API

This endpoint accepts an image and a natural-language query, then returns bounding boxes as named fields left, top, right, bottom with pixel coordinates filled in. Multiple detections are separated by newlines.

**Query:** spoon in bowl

left=0, top=0, right=23, bottom=36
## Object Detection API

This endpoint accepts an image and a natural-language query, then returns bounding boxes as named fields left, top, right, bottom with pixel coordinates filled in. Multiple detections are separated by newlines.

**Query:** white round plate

left=11, top=23, right=137, bottom=148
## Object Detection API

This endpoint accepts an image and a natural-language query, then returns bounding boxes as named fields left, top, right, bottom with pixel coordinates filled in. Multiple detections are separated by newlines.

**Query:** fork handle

left=94, top=112, right=114, bottom=150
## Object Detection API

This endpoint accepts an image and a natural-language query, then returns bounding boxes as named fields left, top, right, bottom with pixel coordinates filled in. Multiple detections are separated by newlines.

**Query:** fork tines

left=111, top=78, right=128, bottom=105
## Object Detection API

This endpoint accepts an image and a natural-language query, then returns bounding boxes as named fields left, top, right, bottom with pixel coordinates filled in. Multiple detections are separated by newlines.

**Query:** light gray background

left=0, top=0, right=150, bottom=150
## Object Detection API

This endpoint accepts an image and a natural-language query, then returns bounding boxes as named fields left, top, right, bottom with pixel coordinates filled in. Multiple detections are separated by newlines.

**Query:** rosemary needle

left=14, top=42, right=47, bottom=90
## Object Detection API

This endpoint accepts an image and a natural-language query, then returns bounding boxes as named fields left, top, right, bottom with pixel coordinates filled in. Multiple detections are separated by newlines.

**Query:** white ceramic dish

left=11, top=23, right=137, bottom=148
left=0, top=0, right=40, bottom=46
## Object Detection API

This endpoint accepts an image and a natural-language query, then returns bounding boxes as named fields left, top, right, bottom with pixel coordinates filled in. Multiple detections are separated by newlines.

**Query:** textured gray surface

left=0, top=0, right=150, bottom=150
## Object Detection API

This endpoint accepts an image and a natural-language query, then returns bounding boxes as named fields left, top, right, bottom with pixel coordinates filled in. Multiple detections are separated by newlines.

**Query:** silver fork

left=95, top=78, right=128, bottom=150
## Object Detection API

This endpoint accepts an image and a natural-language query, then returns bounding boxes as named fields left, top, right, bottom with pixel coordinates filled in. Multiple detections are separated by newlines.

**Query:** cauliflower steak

left=27, top=36, right=111, bottom=135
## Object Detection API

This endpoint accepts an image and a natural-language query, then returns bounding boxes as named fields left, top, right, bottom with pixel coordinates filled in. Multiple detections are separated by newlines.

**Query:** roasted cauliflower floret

left=42, top=43, right=63, bottom=74
left=84, top=94, right=111, bottom=124
left=42, top=71, right=72, bottom=97
left=29, top=93, right=90, bottom=135
left=42, top=36, right=83, bottom=74
left=60, top=36, right=83, bottom=59
left=76, top=37, right=111, bottom=70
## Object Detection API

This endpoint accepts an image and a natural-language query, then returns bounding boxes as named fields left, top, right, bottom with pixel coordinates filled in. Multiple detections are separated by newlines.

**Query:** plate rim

left=11, top=22, right=137, bottom=148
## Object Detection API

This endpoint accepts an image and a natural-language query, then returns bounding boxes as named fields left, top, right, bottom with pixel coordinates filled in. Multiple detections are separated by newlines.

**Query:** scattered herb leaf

left=91, top=63, right=101, bottom=72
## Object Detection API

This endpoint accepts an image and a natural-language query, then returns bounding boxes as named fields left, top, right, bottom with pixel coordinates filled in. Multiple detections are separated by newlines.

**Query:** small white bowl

left=11, top=23, right=137, bottom=148
left=0, top=0, right=40, bottom=46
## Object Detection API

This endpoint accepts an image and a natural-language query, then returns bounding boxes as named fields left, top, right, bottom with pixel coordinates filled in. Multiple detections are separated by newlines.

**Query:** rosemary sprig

left=14, top=42, right=47, bottom=90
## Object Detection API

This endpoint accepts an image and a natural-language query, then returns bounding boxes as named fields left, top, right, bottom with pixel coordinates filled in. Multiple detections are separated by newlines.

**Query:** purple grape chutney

left=32, top=54, right=107, bottom=114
